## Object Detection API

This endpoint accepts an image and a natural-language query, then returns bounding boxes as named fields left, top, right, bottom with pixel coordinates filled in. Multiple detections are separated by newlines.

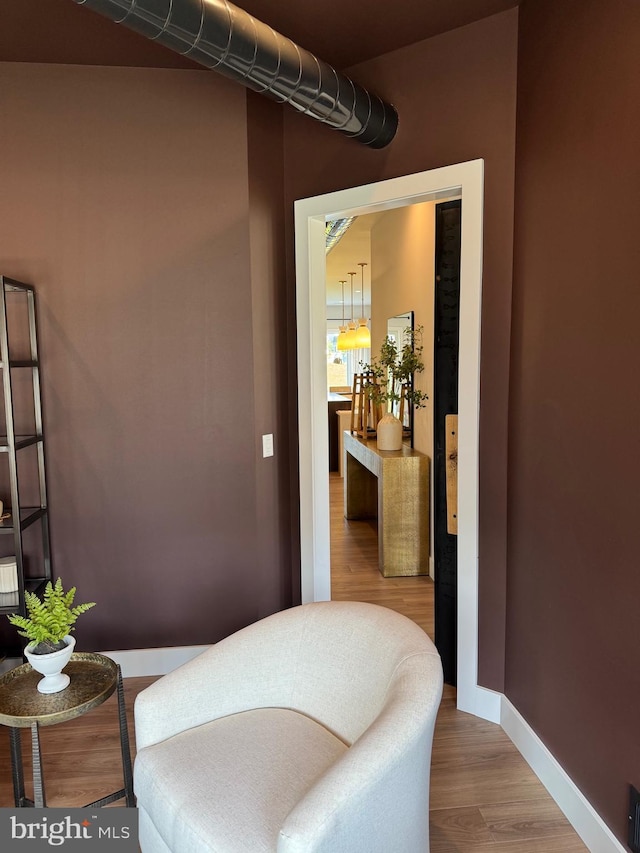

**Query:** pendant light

left=343, top=272, right=358, bottom=349
left=355, top=262, right=371, bottom=349
left=336, top=280, right=349, bottom=351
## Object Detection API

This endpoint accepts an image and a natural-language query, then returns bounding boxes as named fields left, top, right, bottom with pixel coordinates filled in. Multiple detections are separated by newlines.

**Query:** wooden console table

left=344, top=431, right=429, bottom=577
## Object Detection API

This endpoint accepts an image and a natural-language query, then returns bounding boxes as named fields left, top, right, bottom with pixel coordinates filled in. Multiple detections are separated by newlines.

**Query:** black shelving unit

left=0, top=276, right=52, bottom=616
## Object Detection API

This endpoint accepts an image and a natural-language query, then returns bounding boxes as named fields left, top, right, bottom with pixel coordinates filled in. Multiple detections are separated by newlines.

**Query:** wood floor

left=330, top=473, right=434, bottom=637
left=0, top=673, right=155, bottom=809
left=329, top=472, right=588, bottom=853
left=0, top=473, right=587, bottom=851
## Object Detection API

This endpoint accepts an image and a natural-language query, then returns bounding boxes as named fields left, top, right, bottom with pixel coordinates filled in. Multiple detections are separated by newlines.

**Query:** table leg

left=378, top=457, right=430, bottom=576
left=31, top=722, right=46, bottom=808
left=344, top=451, right=377, bottom=519
left=9, top=727, right=26, bottom=806
left=116, top=665, right=135, bottom=806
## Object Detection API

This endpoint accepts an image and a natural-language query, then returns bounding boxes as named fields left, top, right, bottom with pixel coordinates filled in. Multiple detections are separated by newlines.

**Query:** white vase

left=25, top=635, right=76, bottom=694
left=376, top=412, right=403, bottom=451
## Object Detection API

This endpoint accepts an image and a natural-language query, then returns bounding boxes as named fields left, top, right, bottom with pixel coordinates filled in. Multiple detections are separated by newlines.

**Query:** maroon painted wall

left=507, top=0, right=640, bottom=843
left=0, top=0, right=199, bottom=69
left=284, top=9, right=519, bottom=689
left=246, top=92, right=293, bottom=614
left=0, top=62, right=291, bottom=653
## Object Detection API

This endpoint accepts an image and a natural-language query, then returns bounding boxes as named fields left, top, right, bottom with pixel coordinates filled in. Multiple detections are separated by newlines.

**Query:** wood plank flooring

left=328, top=472, right=588, bottom=852
left=0, top=675, right=155, bottom=810
left=0, top=472, right=587, bottom=851
left=330, top=472, right=434, bottom=636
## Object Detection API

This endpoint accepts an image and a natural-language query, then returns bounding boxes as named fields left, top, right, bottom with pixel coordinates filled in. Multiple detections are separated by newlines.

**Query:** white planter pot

left=376, top=412, right=403, bottom=451
left=25, top=635, right=76, bottom=694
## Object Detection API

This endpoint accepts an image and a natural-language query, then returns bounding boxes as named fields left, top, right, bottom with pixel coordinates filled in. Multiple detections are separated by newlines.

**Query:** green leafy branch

left=360, top=325, right=429, bottom=414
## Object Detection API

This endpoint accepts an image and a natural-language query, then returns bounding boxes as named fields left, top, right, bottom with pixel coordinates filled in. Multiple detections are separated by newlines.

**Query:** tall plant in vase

left=360, top=325, right=428, bottom=450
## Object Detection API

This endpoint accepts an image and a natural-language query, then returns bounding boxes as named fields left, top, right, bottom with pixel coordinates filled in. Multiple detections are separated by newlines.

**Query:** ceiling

left=1, top=0, right=519, bottom=70
left=326, top=213, right=385, bottom=311
left=2, top=0, right=519, bottom=312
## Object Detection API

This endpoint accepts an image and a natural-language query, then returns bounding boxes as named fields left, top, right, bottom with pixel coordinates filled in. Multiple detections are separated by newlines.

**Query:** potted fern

left=360, top=325, right=429, bottom=450
left=7, top=578, right=96, bottom=694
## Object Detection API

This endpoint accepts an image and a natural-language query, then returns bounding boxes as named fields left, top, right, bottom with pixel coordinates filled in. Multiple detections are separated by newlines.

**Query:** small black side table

left=0, top=652, right=134, bottom=808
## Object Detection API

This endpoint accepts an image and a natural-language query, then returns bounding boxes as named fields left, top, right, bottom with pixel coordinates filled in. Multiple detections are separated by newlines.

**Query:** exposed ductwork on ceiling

left=72, top=0, right=399, bottom=148
left=325, top=217, right=355, bottom=254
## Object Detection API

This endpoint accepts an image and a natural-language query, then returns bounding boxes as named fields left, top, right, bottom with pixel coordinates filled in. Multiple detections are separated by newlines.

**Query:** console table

left=344, top=431, right=429, bottom=577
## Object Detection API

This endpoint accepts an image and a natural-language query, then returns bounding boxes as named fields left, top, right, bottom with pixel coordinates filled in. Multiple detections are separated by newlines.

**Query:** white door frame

left=294, top=159, right=500, bottom=721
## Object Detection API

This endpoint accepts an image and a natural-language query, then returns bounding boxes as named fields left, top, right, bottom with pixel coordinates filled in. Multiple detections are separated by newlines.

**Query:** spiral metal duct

left=72, top=0, right=398, bottom=148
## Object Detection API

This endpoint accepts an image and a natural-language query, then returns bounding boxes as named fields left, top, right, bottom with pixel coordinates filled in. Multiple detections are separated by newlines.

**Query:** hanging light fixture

left=336, top=280, right=349, bottom=351
left=343, top=272, right=358, bottom=349
left=355, top=262, right=371, bottom=349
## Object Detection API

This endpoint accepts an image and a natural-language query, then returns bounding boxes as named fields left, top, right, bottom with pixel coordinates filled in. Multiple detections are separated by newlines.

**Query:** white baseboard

left=457, top=682, right=502, bottom=724
left=0, top=646, right=211, bottom=679
left=100, top=645, right=211, bottom=678
left=501, top=697, right=626, bottom=853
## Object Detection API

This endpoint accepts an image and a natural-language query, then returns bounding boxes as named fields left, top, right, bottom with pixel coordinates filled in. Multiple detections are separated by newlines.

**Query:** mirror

left=386, top=311, right=413, bottom=345
left=386, top=311, right=414, bottom=441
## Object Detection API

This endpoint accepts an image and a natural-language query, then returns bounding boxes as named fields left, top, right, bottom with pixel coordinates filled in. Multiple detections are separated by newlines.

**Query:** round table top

left=0, top=652, right=118, bottom=727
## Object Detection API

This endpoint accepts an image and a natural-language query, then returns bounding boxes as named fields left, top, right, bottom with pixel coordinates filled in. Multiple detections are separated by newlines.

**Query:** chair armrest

left=278, top=653, right=443, bottom=853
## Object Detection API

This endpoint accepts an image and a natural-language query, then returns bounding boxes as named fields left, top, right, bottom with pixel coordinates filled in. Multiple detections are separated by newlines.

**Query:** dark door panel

left=434, top=200, right=461, bottom=685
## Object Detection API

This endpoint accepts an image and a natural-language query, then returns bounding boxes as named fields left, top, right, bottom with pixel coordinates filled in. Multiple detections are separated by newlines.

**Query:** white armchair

left=133, top=601, right=443, bottom=853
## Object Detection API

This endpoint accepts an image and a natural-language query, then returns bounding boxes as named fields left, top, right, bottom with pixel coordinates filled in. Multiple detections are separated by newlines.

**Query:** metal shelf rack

left=0, top=277, right=52, bottom=616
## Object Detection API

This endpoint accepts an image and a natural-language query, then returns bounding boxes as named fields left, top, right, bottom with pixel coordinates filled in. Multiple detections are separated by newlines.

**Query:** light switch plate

left=262, top=434, right=274, bottom=458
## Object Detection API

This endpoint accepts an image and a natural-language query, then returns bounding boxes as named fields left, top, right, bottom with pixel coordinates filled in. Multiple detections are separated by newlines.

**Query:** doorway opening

left=324, top=200, right=437, bottom=660
left=294, top=161, right=500, bottom=721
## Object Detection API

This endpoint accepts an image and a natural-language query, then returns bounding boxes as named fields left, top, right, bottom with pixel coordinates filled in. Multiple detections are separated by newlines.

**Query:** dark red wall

left=284, top=9, right=519, bottom=690
left=0, top=62, right=291, bottom=653
left=246, top=92, right=293, bottom=615
left=506, top=0, right=640, bottom=842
